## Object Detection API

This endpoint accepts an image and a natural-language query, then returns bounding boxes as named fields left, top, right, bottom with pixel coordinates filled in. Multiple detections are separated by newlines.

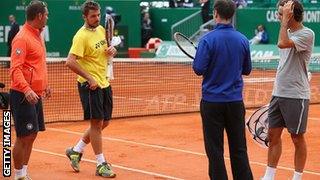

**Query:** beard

left=88, top=21, right=100, bottom=28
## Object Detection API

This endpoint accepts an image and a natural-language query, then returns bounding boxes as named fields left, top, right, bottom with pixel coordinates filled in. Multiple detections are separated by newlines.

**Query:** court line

left=33, top=148, right=184, bottom=180
left=244, top=77, right=275, bottom=83
left=48, top=128, right=205, bottom=156
left=0, top=142, right=184, bottom=180
left=309, top=117, right=320, bottom=121
left=47, top=128, right=320, bottom=176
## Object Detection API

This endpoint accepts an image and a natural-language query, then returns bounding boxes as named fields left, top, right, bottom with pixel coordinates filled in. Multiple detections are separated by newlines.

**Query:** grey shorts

left=268, top=96, right=309, bottom=134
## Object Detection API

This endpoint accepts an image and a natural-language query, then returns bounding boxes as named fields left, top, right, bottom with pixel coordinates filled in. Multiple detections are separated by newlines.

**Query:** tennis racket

left=246, top=104, right=269, bottom=148
left=105, top=14, right=115, bottom=80
left=173, top=32, right=197, bottom=59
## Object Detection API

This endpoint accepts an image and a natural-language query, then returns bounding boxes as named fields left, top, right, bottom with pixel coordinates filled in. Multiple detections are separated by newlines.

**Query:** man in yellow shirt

left=65, top=1, right=117, bottom=178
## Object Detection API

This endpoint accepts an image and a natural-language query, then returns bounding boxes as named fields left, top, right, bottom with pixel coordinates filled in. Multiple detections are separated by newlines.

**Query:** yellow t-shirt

left=69, top=25, right=109, bottom=88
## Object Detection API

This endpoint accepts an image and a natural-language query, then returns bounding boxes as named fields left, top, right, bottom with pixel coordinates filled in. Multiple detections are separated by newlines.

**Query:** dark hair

left=278, top=0, right=303, bottom=22
left=213, top=0, right=236, bottom=20
left=81, top=0, right=100, bottom=16
left=258, top=24, right=265, bottom=30
left=26, top=0, right=47, bottom=21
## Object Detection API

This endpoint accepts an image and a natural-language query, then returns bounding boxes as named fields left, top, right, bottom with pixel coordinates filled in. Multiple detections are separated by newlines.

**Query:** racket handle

left=107, top=63, right=114, bottom=80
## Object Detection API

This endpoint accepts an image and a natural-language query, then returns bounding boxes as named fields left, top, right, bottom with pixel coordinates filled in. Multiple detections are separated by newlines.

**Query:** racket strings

left=246, top=105, right=269, bottom=148
left=173, top=32, right=197, bottom=59
left=178, top=37, right=197, bottom=54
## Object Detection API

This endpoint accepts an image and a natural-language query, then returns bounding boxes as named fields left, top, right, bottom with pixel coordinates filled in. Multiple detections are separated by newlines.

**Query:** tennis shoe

left=14, top=173, right=32, bottom=180
left=65, top=147, right=82, bottom=172
left=26, top=174, right=32, bottom=180
left=14, top=176, right=26, bottom=180
left=96, top=162, right=116, bottom=178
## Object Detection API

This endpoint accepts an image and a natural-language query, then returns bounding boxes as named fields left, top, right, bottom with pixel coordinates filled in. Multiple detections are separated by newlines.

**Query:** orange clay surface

left=1, top=60, right=319, bottom=179
left=1, top=104, right=319, bottom=180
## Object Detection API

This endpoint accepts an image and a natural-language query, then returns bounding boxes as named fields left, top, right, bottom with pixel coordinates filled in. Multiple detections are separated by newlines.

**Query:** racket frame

left=246, top=105, right=269, bottom=148
left=173, top=32, right=197, bottom=59
left=105, top=14, right=114, bottom=46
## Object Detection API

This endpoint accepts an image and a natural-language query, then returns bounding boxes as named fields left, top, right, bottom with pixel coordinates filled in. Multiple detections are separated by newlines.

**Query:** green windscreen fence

left=0, top=0, right=139, bottom=57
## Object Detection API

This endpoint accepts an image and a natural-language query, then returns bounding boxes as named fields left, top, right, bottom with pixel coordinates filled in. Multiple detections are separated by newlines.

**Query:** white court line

left=47, top=128, right=320, bottom=176
left=244, top=77, right=275, bottom=83
left=33, top=148, right=184, bottom=180
left=47, top=128, right=205, bottom=156
left=145, top=100, right=188, bottom=106
left=113, top=96, right=126, bottom=99
left=309, top=117, right=320, bottom=121
left=0, top=142, right=183, bottom=180
left=120, top=74, right=159, bottom=78
left=129, top=97, right=143, bottom=101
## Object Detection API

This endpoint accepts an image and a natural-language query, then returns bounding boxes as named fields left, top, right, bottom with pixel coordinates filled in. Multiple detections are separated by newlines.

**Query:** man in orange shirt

left=10, top=1, right=50, bottom=179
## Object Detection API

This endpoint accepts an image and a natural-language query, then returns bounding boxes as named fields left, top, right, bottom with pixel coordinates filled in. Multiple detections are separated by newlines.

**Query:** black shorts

left=78, top=82, right=113, bottom=121
left=10, top=89, right=45, bottom=137
left=268, top=96, right=309, bottom=134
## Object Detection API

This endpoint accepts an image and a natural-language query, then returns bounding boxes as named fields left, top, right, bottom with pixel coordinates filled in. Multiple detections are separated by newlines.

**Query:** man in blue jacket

left=193, top=0, right=252, bottom=179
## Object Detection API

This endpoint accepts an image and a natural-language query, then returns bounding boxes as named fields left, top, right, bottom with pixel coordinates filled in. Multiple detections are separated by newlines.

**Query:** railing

left=171, top=10, right=202, bottom=40
left=189, top=19, right=215, bottom=41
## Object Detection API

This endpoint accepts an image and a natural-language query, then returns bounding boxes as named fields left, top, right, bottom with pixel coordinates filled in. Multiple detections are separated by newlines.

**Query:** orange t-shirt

left=10, top=23, right=48, bottom=96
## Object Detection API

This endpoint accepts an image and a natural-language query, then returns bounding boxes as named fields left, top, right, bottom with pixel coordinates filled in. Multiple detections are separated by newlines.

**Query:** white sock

left=73, top=139, right=87, bottom=153
left=96, top=153, right=106, bottom=166
left=15, top=168, right=26, bottom=178
left=262, top=166, right=276, bottom=180
left=292, top=171, right=303, bottom=180
left=22, top=165, right=28, bottom=175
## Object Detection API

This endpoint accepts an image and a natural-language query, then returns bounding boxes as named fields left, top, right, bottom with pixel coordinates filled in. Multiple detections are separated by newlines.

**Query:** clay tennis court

left=0, top=59, right=319, bottom=179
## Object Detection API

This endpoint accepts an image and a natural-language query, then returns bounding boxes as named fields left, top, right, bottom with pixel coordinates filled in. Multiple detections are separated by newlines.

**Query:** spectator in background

left=141, top=11, right=152, bottom=47
left=175, top=0, right=194, bottom=7
left=6, top=14, right=20, bottom=68
left=249, top=24, right=269, bottom=45
left=169, top=0, right=194, bottom=8
left=169, top=0, right=177, bottom=7
left=183, top=0, right=194, bottom=7
left=7, top=15, right=20, bottom=57
left=200, top=0, right=211, bottom=24
left=177, top=0, right=184, bottom=7
left=234, top=0, right=247, bottom=8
